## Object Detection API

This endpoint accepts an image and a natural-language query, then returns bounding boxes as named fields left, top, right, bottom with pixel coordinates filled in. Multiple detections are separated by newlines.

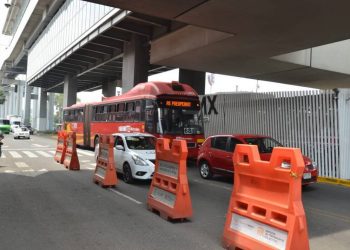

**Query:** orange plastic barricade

left=147, top=138, right=192, bottom=221
left=63, top=132, right=80, bottom=171
left=222, top=145, right=309, bottom=250
left=54, top=131, right=67, bottom=164
left=93, top=135, right=117, bottom=187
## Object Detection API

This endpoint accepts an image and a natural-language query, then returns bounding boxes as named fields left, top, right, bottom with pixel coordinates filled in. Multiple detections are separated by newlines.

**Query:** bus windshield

left=158, top=108, right=203, bottom=135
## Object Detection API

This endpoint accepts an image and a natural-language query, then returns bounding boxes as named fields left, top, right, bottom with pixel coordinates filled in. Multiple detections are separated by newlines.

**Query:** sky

left=0, top=2, right=316, bottom=104
left=77, top=69, right=316, bottom=103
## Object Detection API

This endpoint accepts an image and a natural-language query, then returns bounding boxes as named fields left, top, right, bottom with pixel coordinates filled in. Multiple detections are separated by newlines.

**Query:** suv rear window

left=211, top=136, right=228, bottom=150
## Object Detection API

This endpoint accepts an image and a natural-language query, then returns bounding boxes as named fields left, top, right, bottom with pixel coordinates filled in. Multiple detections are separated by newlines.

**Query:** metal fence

left=200, top=90, right=350, bottom=179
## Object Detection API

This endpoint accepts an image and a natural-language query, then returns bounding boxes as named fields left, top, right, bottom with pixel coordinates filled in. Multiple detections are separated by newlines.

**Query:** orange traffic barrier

left=54, top=130, right=67, bottom=164
left=222, top=145, right=309, bottom=250
left=147, top=138, right=192, bottom=221
left=93, top=134, right=117, bottom=187
left=63, top=132, right=80, bottom=171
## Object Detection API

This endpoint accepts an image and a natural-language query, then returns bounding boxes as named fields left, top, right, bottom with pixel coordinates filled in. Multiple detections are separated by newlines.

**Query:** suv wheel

left=199, top=161, right=212, bottom=179
left=123, top=163, right=134, bottom=184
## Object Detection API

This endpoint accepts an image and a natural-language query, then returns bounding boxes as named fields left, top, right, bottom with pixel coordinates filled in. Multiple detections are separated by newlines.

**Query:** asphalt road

left=0, top=134, right=349, bottom=250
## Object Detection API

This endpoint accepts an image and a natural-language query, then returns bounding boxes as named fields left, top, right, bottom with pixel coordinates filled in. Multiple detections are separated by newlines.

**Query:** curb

left=318, top=176, right=350, bottom=188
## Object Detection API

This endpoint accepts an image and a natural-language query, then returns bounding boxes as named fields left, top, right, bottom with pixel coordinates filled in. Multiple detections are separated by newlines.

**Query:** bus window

left=126, top=102, right=134, bottom=112
left=126, top=102, right=135, bottom=121
left=158, top=108, right=203, bottom=135
left=117, top=103, right=125, bottom=112
left=134, top=101, right=141, bottom=121
left=116, top=103, right=125, bottom=121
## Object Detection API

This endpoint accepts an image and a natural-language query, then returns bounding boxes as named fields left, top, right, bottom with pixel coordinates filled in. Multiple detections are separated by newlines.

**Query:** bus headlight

left=132, top=155, right=148, bottom=166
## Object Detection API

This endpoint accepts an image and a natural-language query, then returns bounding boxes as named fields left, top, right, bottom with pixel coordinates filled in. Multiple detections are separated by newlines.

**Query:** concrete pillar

left=9, top=87, right=16, bottom=115
left=24, top=84, right=32, bottom=125
left=32, top=87, right=39, bottom=128
left=179, top=69, right=206, bottom=95
left=122, top=34, right=149, bottom=93
left=47, top=92, right=55, bottom=131
left=37, top=88, right=47, bottom=131
left=63, top=75, right=77, bottom=108
left=102, top=80, right=117, bottom=97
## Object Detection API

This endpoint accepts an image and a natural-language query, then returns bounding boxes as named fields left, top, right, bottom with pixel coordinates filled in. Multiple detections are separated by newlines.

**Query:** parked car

left=13, top=126, right=30, bottom=139
left=23, top=125, right=35, bottom=135
left=197, top=134, right=318, bottom=185
left=96, top=133, right=156, bottom=183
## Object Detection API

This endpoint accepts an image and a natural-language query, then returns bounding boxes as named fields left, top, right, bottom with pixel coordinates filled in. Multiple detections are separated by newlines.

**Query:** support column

left=32, top=87, right=39, bottom=128
left=122, top=34, right=149, bottom=93
left=47, top=92, right=55, bottom=131
left=24, top=84, right=33, bottom=125
left=102, top=80, right=117, bottom=97
left=37, top=88, right=47, bottom=131
left=179, top=69, right=206, bottom=95
left=63, top=75, right=77, bottom=108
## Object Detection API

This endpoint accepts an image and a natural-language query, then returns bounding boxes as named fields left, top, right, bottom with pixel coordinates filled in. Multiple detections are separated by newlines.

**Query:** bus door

left=84, top=105, right=91, bottom=147
left=144, top=100, right=156, bottom=134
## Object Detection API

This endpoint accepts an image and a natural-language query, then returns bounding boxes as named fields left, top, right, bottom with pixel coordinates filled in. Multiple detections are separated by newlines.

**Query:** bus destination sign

left=158, top=99, right=199, bottom=109
left=166, top=100, right=192, bottom=108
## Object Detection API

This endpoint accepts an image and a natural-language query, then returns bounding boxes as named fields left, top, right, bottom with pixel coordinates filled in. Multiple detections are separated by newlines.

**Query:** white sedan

left=13, top=127, right=30, bottom=139
left=95, top=133, right=156, bottom=183
left=113, top=133, right=156, bottom=183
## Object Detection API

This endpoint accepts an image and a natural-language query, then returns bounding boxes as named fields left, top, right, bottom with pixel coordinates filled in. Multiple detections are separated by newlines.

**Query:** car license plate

left=303, top=173, right=312, bottom=179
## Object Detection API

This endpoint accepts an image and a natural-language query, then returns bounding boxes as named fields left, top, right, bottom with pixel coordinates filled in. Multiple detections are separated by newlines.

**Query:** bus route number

left=184, top=128, right=195, bottom=135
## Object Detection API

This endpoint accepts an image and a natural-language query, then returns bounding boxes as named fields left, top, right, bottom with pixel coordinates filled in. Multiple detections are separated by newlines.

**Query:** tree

left=0, top=86, right=5, bottom=104
left=54, top=93, right=63, bottom=124
left=54, top=93, right=81, bottom=124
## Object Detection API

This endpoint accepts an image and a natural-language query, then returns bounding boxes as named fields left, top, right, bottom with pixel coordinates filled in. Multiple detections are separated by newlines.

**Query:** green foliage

left=53, top=93, right=81, bottom=124
left=54, top=93, right=63, bottom=124
left=0, top=87, right=5, bottom=104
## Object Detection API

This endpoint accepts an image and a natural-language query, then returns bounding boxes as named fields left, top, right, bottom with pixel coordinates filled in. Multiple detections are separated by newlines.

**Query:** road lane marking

left=77, top=150, right=95, bottom=156
left=90, top=163, right=96, bottom=166
left=5, top=170, right=15, bottom=173
left=1, top=153, right=6, bottom=158
left=23, top=151, right=38, bottom=158
left=38, top=169, right=48, bottom=173
left=49, top=151, right=56, bottom=154
left=108, top=188, right=142, bottom=205
left=32, top=144, right=47, bottom=147
left=81, top=160, right=90, bottom=163
left=22, top=169, right=35, bottom=172
left=15, top=162, right=29, bottom=168
left=3, top=148, right=56, bottom=151
left=8, top=151, right=22, bottom=158
left=36, top=151, right=52, bottom=157
left=87, top=167, right=95, bottom=170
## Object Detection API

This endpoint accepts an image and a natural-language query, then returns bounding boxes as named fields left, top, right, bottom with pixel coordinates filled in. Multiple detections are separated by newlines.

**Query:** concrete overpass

left=86, top=0, right=350, bottom=89
left=3, top=0, right=350, bottom=129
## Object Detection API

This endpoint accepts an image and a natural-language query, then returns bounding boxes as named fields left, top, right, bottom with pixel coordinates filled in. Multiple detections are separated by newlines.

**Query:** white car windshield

left=125, top=136, right=155, bottom=150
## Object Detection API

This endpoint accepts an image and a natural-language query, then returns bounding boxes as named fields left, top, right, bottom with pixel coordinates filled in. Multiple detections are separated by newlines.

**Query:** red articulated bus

left=63, top=81, right=205, bottom=158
